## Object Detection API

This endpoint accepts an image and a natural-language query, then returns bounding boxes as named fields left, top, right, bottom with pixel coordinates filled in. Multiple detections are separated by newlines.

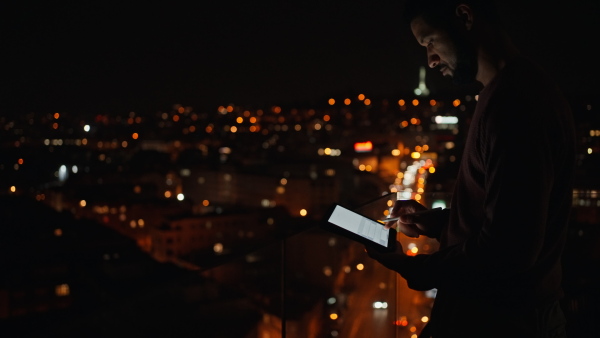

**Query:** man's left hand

left=365, top=240, right=407, bottom=273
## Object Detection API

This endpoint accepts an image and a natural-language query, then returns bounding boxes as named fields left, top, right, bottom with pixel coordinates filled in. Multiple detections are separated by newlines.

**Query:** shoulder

left=484, top=57, right=566, bottom=117
left=493, top=56, right=563, bottom=101
left=478, top=56, right=573, bottom=143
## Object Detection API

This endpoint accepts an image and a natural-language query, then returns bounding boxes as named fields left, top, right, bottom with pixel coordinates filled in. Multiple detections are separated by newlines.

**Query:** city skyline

left=1, top=91, right=597, bottom=337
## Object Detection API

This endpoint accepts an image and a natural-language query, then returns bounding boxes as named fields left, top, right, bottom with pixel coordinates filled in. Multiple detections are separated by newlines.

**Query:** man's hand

left=386, top=199, right=445, bottom=239
left=365, top=240, right=406, bottom=273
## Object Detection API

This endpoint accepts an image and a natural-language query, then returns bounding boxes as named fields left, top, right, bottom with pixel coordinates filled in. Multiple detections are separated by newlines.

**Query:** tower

left=413, top=66, right=430, bottom=97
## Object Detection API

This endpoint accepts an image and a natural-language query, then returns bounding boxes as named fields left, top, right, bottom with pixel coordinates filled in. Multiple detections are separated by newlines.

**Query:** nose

left=427, top=48, right=440, bottom=69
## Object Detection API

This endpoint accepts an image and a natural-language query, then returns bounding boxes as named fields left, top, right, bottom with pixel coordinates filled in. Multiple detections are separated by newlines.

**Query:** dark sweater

left=399, top=56, right=576, bottom=336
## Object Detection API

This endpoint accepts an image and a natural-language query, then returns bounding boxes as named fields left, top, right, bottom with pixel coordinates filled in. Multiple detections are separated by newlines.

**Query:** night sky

left=3, top=1, right=599, bottom=116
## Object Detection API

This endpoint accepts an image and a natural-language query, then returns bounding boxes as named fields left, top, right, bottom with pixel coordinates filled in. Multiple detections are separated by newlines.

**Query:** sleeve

left=394, top=90, right=556, bottom=293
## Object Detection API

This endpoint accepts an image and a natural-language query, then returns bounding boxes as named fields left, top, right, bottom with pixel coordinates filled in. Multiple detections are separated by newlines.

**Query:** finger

left=391, top=202, right=411, bottom=217
left=397, top=222, right=420, bottom=238
left=383, top=221, right=397, bottom=230
left=391, top=200, right=426, bottom=217
left=400, top=213, right=421, bottom=224
left=399, top=214, right=413, bottom=223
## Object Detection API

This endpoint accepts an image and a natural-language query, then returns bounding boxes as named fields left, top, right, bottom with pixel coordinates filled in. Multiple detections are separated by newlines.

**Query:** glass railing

left=195, top=191, right=452, bottom=338
left=2, top=190, right=595, bottom=337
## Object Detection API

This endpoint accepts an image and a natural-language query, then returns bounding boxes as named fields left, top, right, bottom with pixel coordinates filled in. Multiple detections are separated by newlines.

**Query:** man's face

left=410, top=15, right=477, bottom=85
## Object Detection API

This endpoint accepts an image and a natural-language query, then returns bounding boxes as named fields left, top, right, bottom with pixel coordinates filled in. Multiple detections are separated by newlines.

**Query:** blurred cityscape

left=1, top=78, right=599, bottom=337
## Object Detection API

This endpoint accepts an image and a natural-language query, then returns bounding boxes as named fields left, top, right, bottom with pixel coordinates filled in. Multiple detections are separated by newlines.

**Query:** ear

left=455, top=4, right=474, bottom=30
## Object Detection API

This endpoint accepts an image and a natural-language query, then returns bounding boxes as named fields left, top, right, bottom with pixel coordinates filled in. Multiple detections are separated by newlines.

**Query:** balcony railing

left=0, top=191, right=596, bottom=337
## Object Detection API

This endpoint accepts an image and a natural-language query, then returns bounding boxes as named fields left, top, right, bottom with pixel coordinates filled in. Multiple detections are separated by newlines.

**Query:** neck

left=475, top=30, right=520, bottom=87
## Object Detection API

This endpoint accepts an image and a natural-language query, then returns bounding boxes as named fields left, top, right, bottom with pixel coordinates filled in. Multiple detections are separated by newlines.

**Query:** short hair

left=402, top=0, right=501, bottom=29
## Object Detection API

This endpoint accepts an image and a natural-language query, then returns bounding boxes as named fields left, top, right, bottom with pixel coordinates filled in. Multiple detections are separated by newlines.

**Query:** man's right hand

left=386, top=199, right=445, bottom=239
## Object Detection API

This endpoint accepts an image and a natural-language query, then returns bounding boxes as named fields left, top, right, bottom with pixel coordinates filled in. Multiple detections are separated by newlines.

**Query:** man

left=365, top=1, right=576, bottom=337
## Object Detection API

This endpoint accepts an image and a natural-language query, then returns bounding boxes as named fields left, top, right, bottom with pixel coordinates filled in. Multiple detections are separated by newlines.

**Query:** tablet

left=320, top=203, right=397, bottom=252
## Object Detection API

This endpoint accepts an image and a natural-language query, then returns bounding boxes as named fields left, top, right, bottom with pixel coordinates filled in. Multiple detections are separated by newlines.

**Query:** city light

left=394, top=316, right=409, bottom=326
left=58, top=165, right=68, bottom=182
left=434, top=116, right=459, bottom=124
left=354, top=141, right=373, bottom=152
left=55, top=284, right=70, bottom=296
